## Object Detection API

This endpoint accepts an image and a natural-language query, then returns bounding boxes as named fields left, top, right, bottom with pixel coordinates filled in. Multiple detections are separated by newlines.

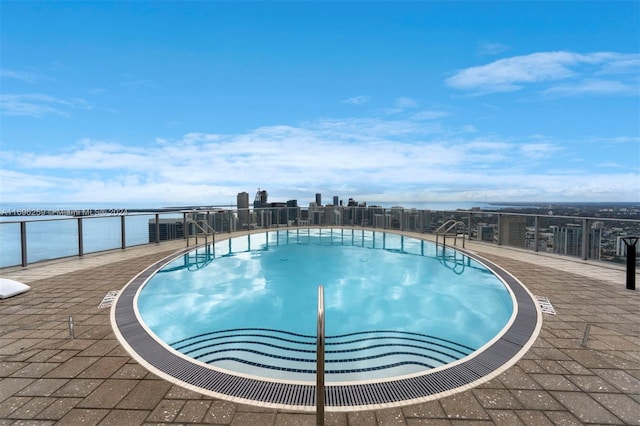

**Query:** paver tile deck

left=1, top=233, right=638, bottom=425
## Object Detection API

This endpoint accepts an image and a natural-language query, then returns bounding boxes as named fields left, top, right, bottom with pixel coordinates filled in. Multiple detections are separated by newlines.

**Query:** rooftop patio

left=1, top=232, right=638, bottom=425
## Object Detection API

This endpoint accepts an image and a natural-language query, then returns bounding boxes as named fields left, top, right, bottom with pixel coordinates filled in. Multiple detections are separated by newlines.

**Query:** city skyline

left=1, top=2, right=639, bottom=204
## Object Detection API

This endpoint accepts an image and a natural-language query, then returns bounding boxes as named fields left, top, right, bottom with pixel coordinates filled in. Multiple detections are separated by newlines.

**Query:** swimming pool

left=113, top=228, right=541, bottom=410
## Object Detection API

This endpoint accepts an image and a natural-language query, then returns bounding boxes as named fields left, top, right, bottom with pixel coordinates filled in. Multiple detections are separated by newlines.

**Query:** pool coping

left=111, top=229, right=542, bottom=412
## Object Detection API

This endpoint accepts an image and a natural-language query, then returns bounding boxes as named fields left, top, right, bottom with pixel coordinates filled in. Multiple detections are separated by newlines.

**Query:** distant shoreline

left=0, top=200, right=638, bottom=219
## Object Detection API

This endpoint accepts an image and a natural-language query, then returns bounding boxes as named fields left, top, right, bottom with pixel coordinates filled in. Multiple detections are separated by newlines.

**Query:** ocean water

left=0, top=213, right=155, bottom=267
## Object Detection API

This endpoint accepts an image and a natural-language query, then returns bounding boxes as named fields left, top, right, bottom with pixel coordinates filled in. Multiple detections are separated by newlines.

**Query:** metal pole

left=581, top=323, right=591, bottom=347
left=68, top=316, right=74, bottom=339
left=155, top=214, right=160, bottom=244
left=77, top=218, right=84, bottom=257
left=183, top=212, right=187, bottom=241
left=534, top=216, right=540, bottom=253
left=20, top=221, right=28, bottom=267
left=622, top=236, right=637, bottom=291
left=581, top=218, right=589, bottom=260
left=316, top=285, right=325, bottom=426
left=121, top=215, right=126, bottom=249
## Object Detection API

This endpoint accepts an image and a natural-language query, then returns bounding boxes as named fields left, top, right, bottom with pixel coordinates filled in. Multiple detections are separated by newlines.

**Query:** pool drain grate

left=535, top=296, right=556, bottom=315
left=99, top=290, right=119, bottom=308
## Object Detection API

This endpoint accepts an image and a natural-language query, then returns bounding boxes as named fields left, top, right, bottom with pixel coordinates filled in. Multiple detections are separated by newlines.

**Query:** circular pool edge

left=111, top=228, right=542, bottom=412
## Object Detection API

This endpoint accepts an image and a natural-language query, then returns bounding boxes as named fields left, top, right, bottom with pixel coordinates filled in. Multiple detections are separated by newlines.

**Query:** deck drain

left=535, top=296, right=556, bottom=315
left=99, top=290, right=119, bottom=308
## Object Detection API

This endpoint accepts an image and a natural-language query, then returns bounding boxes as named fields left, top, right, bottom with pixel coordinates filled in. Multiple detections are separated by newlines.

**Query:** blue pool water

left=137, top=229, right=514, bottom=383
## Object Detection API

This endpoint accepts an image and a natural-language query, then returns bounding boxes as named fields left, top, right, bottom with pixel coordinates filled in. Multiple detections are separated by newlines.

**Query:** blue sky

left=1, top=1, right=639, bottom=206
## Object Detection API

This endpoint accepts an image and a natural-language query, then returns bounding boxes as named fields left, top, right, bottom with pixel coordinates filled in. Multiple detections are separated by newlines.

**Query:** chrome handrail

left=436, top=219, right=466, bottom=252
left=186, top=219, right=216, bottom=247
left=316, top=285, right=325, bottom=426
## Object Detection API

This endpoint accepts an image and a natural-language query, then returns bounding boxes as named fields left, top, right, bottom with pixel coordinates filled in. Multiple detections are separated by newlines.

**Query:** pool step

left=170, top=329, right=475, bottom=381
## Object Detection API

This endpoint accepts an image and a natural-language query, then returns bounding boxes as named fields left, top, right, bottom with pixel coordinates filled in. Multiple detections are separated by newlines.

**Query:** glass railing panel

left=126, top=214, right=156, bottom=246
left=27, top=218, right=78, bottom=263
left=82, top=216, right=122, bottom=254
left=468, top=212, right=499, bottom=243
left=592, top=219, right=640, bottom=265
left=430, top=211, right=451, bottom=233
left=0, top=221, right=21, bottom=267
left=538, top=216, right=585, bottom=259
left=147, top=213, right=184, bottom=243
left=210, top=211, right=224, bottom=232
left=498, top=214, right=536, bottom=250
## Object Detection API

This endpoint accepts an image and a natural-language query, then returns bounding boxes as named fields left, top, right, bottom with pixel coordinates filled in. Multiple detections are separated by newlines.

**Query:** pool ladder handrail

left=186, top=219, right=215, bottom=247
left=435, top=220, right=466, bottom=253
left=317, top=285, right=325, bottom=426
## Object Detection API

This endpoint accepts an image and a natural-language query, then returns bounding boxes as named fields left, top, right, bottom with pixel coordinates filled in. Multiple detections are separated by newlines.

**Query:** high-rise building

left=333, top=195, right=339, bottom=206
left=286, top=199, right=299, bottom=224
left=406, top=209, right=432, bottom=233
left=324, top=205, right=334, bottom=225
left=254, top=189, right=268, bottom=208
left=390, top=206, right=404, bottom=229
left=148, top=219, right=184, bottom=242
left=315, top=193, right=322, bottom=206
left=373, top=213, right=391, bottom=228
left=237, top=192, right=250, bottom=229
left=253, top=189, right=269, bottom=227
left=551, top=224, right=602, bottom=259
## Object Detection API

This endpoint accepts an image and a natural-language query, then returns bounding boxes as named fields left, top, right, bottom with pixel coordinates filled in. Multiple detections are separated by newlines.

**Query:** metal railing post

left=20, top=221, right=28, bottom=267
left=121, top=215, right=126, bottom=249
left=534, top=215, right=539, bottom=252
left=581, top=218, right=589, bottom=260
left=183, top=212, right=188, bottom=245
left=77, top=218, right=84, bottom=257
left=316, top=285, right=325, bottom=426
left=155, top=214, right=160, bottom=244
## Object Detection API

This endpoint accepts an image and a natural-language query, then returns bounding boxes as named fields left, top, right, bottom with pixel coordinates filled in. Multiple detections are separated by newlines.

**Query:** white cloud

left=519, top=143, right=562, bottom=159
left=341, top=95, right=371, bottom=105
left=383, top=97, right=420, bottom=115
left=411, top=110, right=449, bottom=121
left=0, top=93, right=90, bottom=117
left=446, top=51, right=640, bottom=96
left=0, top=69, right=42, bottom=83
left=1, top=116, right=637, bottom=204
left=477, top=41, right=510, bottom=56
left=394, top=97, right=418, bottom=109
left=542, top=79, right=637, bottom=97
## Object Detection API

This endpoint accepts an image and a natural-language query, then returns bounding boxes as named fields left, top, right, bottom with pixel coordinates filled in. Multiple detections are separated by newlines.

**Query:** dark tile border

left=111, top=230, right=541, bottom=411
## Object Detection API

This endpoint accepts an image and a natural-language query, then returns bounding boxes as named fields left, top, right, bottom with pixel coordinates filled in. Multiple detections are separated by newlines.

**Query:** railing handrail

left=316, top=285, right=325, bottom=426
left=1, top=205, right=638, bottom=268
